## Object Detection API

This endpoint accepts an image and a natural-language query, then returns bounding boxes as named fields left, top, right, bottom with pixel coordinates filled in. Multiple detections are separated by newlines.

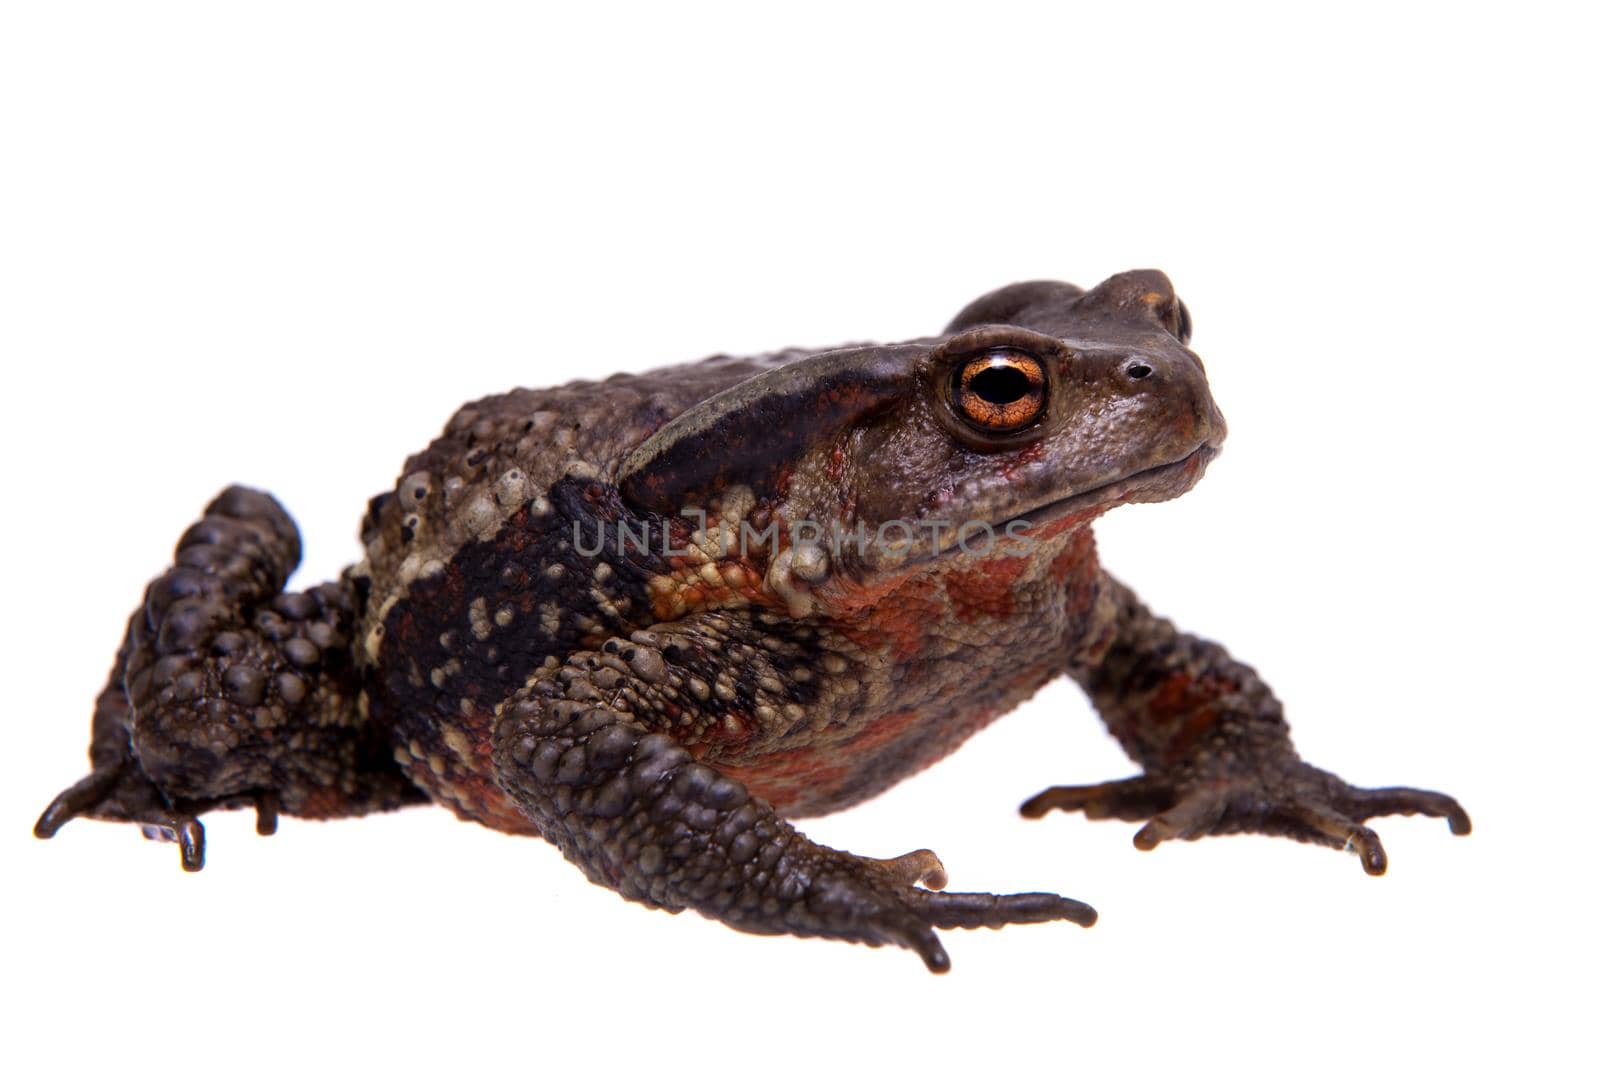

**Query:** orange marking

left=1049, top=527, right=1097, bottom=583
left=826, top=443, right=847, bottom=482
left=840, top=707, right=920, bottom=754
left=943, top=554, right=1028, bottom=622
left=1145, top=670, right=1239, bottom=764
left=713, top=744, right=838, bottom=811
left=1150, top=673, right=1198, bottom=718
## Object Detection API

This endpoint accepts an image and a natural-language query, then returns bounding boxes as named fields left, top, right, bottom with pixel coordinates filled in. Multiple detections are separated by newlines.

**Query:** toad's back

left=352, top=350, right=810, bottom=830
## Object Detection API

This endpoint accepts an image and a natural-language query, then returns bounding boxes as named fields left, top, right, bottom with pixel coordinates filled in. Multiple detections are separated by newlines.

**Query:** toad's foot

left=1020, top=761, right=1469, bottom=875
left=819, top=848, right=1097, bottom=972
left=34, top=744, right=277, bottom=873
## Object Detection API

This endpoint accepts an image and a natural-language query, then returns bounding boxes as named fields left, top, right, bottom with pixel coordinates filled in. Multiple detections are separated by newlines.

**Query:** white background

left=3, top=4, right=1595, bottom=1064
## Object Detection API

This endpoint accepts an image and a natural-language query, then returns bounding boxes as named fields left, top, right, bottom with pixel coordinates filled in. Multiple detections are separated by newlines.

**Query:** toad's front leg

left=491, top=618, right=1096, bottom=972
left=1023, top=574, right=1469, bottom=874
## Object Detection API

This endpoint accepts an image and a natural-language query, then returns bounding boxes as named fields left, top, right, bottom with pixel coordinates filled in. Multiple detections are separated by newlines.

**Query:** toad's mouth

left=1001, top=441, right=1221, bottom=534
left=852, top=441, right=1222, bottom=569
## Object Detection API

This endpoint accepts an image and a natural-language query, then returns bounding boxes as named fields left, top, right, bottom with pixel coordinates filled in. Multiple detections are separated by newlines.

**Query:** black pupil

left=970, top=364, right=1031, bottom=406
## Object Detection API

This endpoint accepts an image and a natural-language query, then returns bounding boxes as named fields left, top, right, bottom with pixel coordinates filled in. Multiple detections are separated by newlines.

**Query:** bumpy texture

left=36, top=488, right=422, bottom=869
left=492, top=631, right=1095, bottom=971
left=38, top=270, right=1469, bottom=969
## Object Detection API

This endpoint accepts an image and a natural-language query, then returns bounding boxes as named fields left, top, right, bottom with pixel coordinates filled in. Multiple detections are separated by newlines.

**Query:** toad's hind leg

left=35, top=486, right=426, bottom=871
left=491, top=622, right=1097, bottom=972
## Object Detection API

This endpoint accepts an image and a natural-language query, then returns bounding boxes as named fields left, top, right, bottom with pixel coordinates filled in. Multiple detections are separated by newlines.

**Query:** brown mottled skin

left=37, top=271, right=1469, bottom=971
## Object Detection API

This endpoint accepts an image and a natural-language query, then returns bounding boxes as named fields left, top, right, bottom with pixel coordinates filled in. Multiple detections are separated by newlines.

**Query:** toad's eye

left=952, top=349, right=1047, bottom=432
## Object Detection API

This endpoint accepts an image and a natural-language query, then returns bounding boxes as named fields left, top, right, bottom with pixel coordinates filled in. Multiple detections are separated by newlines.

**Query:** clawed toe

left=900, top=925, right=951, bottom=974
left=1023, top=761, right=1469, bottom=877
left=876, top=848, right=948, bottom=890
left=140, top=816, right=207, bottom=872
left=254, top=792, right=280, bottom=836
left=1308, top=783, right=1469, bottom=875
left=1131, top=789, right=1229, bottom=851
left=33, top=767, right=120, bottom=840
left=846, top=848, right=1097, bottom=972
left=890, top=887, right=1096, bottom=973
left=915, top=890, right=1098, bottom=930
left=1021, top=775, right=1175, bottom=822
left=1346, top=786, right=1471, bottom=836
left=1290, top=801, right=1388, bottom=875
left=33, top=756, right=274, bottom=872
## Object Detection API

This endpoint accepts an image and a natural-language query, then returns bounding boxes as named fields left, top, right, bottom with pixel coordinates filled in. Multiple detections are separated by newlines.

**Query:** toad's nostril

left=1126, top=362, right=1154, bottom=381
